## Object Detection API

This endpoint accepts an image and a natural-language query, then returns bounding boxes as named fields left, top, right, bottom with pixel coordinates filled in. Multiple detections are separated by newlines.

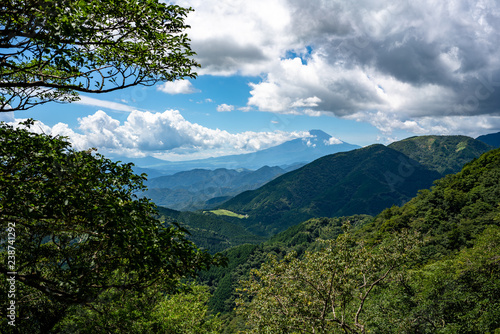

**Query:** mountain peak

left=308, top=129, right=332, bottom=140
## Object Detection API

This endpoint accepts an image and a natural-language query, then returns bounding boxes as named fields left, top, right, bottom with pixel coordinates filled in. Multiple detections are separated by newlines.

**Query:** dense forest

left=200, top=147, right=500, bottom=333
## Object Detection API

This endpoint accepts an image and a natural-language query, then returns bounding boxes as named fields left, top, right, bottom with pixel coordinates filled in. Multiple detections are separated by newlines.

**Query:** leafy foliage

left=54, top=283, right=222, bottom=333
left=0, top=0, right=198, bottom=111
left=215, top=148, right=500, bottom=332
left=0, top=121, right=223, bottom=332
left=364, top=147, right=500, bottom=257
left=199, top=216, right=372, bottom=315
left=236, top=227, right=423, bottom=334
left=359, top=148, right=500, bottom=333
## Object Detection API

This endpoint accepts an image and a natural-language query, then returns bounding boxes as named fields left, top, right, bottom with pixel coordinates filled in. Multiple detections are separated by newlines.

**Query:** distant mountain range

left=476, top=131, right=500, bottom=148
left=142, top=165, right=297, bottom=211
left=218, top=135, right=494, bottom=236
left=220, top=144, right=442, bottom=235
left=111, top=130, right=360, bottom=175
left=134, top=130, right=360, bottom=210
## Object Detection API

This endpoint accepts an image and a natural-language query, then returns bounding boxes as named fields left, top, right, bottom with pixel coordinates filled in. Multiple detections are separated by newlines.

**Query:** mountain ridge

left=476, top=131, right=500, bottom=148
left=388, top=135, right=493, bottom=174
left=110, top=130, right=360, bottom=174
left=220, top=144, right=442, bottom=236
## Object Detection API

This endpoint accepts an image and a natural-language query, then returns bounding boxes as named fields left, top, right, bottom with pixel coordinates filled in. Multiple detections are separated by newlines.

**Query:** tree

left=0, top=120, right=224, bottom=332
left=403, top=225, right=500, bottom=333
left=236, top=226, right=422, bottom=334
left=0, top=0, right=198, bottom=111
left=54, top=283, right=223, bottom=333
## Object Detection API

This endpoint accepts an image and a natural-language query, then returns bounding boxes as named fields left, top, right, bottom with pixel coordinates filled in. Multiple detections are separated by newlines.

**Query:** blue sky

left=4, top=0, right=500, bottom=161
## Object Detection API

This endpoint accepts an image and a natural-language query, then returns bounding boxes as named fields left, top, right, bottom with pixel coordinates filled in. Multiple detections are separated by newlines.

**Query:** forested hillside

left=477, top=131, right=500, bottom=148
left=204, top=148, right=500, bottom=333
left=221, top=144, right=441, bottom=236
left=388, top=135, right=493, bottom=174
left=156, top=207, right=264, bottom=253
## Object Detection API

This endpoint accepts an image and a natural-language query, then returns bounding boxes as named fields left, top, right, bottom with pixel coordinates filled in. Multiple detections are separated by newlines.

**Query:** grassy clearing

left=208, top=209, right=248, bottom=219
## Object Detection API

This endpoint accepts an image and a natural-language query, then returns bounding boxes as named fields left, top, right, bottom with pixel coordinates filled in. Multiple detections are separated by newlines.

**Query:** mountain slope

left=142, top=166, right=287, bottom=210
left=388, top=135, right=493, bottom=174
left=203, top=148, right=500, bottom=331
left=476, top=131, right=500, bottom=148
left=221, top=144, right=441, bottom=235
left=156, top=207, right=265, bottom=254
left=361, top=146, right=500, bottom=253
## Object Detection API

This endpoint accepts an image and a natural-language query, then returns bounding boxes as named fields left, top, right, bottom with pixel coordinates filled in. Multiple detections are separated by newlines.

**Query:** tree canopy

left=0, top=0, right=198, bottom=111
left=0, top=121, right=223, bottom=332
left=236, top=226, right=423, bottom=334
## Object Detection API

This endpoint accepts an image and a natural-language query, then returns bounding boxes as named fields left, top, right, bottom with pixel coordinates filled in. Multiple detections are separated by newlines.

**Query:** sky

left=3, top=0, right=500, bottom=161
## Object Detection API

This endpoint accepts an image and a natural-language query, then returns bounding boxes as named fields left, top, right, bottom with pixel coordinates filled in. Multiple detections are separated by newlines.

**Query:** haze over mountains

left=116, top=130, right=360, bottom=175
left=137, top=130, right=360, bottom=210
left=143, top=166, right=289, bottom=211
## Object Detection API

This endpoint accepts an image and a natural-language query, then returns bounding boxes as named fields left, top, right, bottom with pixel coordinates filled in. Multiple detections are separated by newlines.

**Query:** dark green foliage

left=156, top=207, right=265, bottom=254
left=53, top=283, right=223, bottom=333
left=221, top=144, right=440, bottom=236
left=357, top=148, right=500, bottom=333
left=222, top=148, right=500, bottom=333
left=201, top=216, right=373, bottom=315
left=365, top=147, right=500, bottom=257
left=237, top=227, right=423, bottom=334
left=0, top=121, right=223, bottom=332
left=388, top=135, right=493, bottom=175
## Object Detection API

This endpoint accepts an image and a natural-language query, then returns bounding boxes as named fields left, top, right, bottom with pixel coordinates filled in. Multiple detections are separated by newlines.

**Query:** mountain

left=156, top=207, right=265, bottom=254
left=476, top=131, right=500, bottom=148
left=110, top=130, right=360, bottom=174
left=220, top=144, right=442, bottom=236
left=202, top=148, right=500, bottom=329
left=171, top=129, right=360, bottom=170
left=142, top=166, right=288, bottom=211
left=388, top=135, right=494, bottom=175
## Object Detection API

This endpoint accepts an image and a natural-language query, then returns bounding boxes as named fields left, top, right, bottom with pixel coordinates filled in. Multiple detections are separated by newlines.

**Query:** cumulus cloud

left=216, top=104, right=234, bottom=112
left=179, top=0, right=294, bottom=76
left=156, top=80, right=199, bottom=94
left=175, top=0, right=500, bottom=135
left=325, top=137, right=343, bottom=145
left=9, top=110, right=309, bottom=160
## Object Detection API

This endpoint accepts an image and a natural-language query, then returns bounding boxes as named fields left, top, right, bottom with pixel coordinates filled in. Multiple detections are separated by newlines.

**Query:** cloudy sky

left=4, top=0, right=500, bottom=160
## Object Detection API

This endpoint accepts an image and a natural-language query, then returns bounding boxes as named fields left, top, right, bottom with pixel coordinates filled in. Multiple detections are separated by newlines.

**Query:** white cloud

left=174, top=0, right=500, bottom=135
left=9, top=109, right=309, bottom=160
left=156, top=80, right=199, bottom=94
left=325, top=137, right=343, bottom=145
left=178, top=0, right=294, bottom=76
left=0, top=112, right=15, bottom=123
left=291, top=96, right=321, bottom=108
left=346, top=111, right=500, bottom=138
left=216, top=104, right=234, bottom=112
